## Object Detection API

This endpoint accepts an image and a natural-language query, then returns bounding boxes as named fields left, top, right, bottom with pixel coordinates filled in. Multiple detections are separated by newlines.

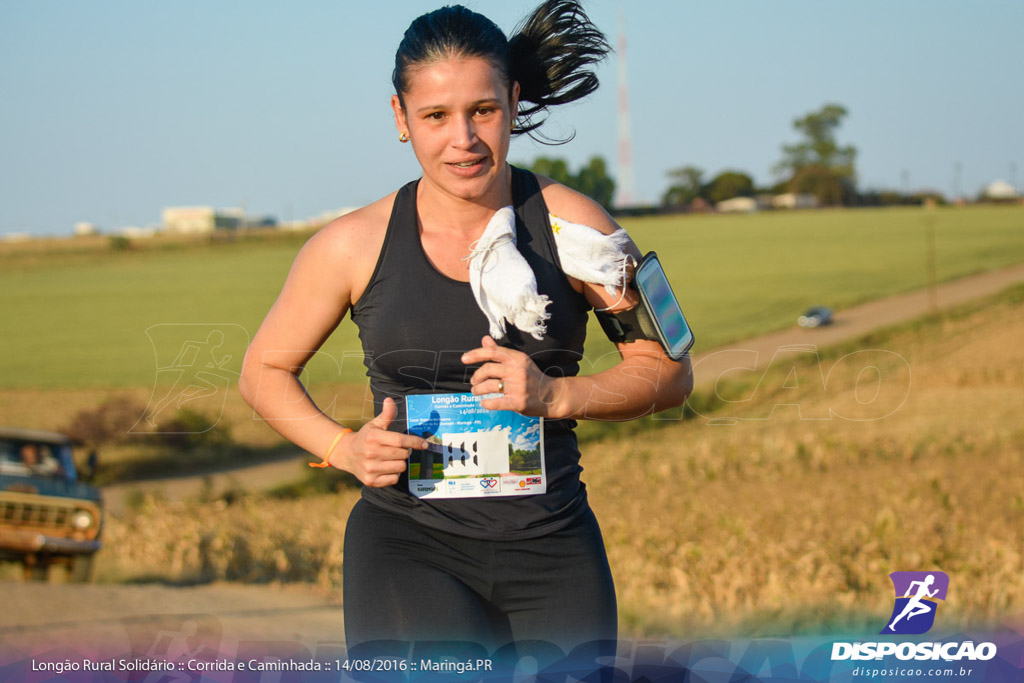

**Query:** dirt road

left=102, top=456, right=310, bottom=516
left=691, top=262, right=1024, bottom=389
left=3, top=262, right=1023, bottom=659
left=0, top=582, right=343, bottom=656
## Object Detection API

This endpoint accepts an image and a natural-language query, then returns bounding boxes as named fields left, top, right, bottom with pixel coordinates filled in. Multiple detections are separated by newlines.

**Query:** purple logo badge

left=881, top=571, right=949, bottom=635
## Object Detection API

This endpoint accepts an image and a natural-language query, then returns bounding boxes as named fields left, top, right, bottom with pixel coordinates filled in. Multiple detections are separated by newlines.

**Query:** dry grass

left=93, top=286, right=1024, bottom=638
left=588, top=290, right=1024, bottom=636
left=98, top=492, right=358, bottom=597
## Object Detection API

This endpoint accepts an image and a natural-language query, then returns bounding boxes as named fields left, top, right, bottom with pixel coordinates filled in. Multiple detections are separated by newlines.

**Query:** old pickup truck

left=0, top=426, right=103, bottom=581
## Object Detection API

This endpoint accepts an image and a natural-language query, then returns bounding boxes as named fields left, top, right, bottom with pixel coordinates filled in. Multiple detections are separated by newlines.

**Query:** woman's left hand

left=462, top=336, right=562, bottom=417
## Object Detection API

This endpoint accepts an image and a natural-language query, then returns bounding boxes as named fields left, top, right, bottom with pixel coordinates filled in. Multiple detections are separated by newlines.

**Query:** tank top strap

left=355, top=178, right=422, bottom=311
left=511, top=166, right=565, bottom=273
left=378, top=178, right=422, bottom=267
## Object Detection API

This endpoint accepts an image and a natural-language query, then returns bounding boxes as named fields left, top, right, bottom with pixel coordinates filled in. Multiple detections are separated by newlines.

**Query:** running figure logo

left=132, top=324, right=248, bottom=433
left=881, top=571, right=949, bottom=635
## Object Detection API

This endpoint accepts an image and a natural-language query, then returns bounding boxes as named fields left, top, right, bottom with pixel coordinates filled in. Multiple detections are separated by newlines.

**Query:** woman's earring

left=399, top=131, right=409, bottom=143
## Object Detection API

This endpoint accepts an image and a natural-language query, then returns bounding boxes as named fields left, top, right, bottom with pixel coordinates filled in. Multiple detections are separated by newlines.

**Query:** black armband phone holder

left=597, top=251, right=695, bottom=358
left=595, top=302, right=660, bottom=344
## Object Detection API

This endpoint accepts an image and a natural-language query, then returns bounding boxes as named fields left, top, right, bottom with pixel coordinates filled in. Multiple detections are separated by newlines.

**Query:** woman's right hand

left=335, top=397, right=429, bottom=487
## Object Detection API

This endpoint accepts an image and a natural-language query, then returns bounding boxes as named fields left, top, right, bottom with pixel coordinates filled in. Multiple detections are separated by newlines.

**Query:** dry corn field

left=98, top=286, right=1024, bottom=638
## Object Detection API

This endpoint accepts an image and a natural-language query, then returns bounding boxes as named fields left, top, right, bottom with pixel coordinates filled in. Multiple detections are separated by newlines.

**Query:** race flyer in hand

left=405, top=392, right=546, bottom=499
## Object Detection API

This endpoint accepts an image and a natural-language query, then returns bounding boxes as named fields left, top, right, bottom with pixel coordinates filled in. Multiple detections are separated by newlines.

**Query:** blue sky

left=2, top=1, right=1021, bottom=236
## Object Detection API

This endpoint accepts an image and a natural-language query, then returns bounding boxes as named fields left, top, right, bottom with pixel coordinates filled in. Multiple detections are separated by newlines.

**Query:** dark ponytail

left=392, top=0, right=610, bottom=144
left=509, top=0, right=611, bottom=141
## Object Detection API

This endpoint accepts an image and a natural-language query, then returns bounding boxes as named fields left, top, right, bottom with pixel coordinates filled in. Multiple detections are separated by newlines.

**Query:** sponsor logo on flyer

left=415, top=482, right=438, bottom=494
left=526, top=476, right=542, bottom=485
left=831, top=571, right=997, bottom=662
left=480, top=478, right=498, bottom=489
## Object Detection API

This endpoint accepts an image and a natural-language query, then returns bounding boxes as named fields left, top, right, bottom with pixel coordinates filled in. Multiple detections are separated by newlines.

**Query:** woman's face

left=392, top=56, right=519, bottom=205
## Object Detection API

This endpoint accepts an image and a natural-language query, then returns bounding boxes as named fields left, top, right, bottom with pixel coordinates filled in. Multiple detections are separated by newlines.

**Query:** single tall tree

left=775, top=103, right=857, bottom=205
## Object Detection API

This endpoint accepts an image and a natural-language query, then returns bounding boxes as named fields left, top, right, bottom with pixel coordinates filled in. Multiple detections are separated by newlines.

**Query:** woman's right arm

left=238, top=204, right=428, bottom=487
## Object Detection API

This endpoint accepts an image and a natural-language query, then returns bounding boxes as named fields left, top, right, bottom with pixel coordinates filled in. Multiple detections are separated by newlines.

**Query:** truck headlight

left=71, top=509, right=94, bottom=530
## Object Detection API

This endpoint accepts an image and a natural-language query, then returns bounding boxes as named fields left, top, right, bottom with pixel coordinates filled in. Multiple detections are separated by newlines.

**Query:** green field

left=2, top=205, right=1022, bottom=389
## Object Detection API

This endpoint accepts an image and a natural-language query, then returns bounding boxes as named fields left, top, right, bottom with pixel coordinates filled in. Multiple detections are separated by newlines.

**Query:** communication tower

left=615, top=14, right=637, bottom=208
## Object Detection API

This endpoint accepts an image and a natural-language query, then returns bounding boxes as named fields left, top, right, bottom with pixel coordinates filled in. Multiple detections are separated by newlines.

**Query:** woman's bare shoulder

left=291, top=190, right=399, bottom=304
left=534, top=174, right=620, bottom=236
left=312, top=190, right=399, bottom=254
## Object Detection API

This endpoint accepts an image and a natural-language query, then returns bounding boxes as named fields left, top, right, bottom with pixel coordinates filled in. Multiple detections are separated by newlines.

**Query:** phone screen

left=635, top=253, right=694, bottom=359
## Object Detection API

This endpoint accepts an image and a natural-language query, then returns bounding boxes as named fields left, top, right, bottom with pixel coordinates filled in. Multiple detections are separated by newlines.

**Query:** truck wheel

left=69, top=555, right=95, bottom=583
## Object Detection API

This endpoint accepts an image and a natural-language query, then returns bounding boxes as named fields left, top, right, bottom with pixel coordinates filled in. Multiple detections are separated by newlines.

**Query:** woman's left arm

left=463, top=179, right=693, bottom=420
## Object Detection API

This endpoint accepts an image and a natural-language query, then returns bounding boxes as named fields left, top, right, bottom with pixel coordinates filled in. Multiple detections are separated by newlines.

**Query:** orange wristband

left=309, top=428, right=352, bottom=468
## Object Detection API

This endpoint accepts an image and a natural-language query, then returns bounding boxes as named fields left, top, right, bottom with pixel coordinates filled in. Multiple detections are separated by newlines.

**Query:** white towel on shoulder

left=550, top=214, right=633, bottom=297
left=465, top=207, right=631, bottom=341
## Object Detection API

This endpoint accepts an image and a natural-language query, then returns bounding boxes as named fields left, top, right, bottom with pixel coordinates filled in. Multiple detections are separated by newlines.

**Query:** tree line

left=519, top=156, right=617, bottom=210
left=521, top=103, right=945, bottom=211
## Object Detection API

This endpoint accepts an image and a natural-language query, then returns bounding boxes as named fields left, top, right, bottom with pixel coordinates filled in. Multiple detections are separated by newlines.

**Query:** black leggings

left=343, top=498, right=617, bottom=655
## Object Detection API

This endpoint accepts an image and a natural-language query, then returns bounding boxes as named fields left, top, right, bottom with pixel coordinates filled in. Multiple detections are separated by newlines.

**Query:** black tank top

left=350, top=166, right=592, bottom=540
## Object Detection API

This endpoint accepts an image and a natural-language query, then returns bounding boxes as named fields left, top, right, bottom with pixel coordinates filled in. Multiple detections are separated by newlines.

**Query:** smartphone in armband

left=634, top=251, right=695, bottom=360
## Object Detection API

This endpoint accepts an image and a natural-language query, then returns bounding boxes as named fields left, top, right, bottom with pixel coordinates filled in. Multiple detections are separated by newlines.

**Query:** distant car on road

left=0, top=427, right=103, bottom=581
left=798, top=306, right=834, bottom=328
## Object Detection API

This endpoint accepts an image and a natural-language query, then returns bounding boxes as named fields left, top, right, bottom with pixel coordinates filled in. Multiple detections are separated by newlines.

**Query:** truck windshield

left=0, top=439, right=69, bottom=479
